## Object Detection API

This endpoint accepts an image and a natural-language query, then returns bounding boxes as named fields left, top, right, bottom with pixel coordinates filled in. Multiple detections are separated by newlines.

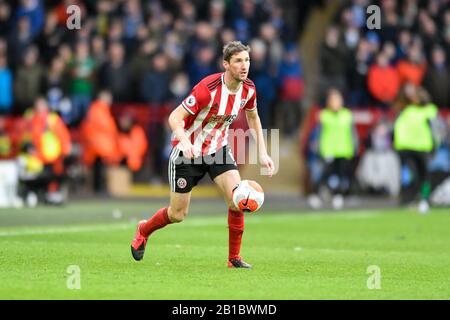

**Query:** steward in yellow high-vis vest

left=29, top=105, right=71, bottom=165
left=394, top=103, right=438, bottom=153
left=393, top=98, right=438, bottom=210
left=319, top=107, right=354, bottom=159
left=308, top=89, right=358, bottom=210
left=23, top=97, right=72, bottom=204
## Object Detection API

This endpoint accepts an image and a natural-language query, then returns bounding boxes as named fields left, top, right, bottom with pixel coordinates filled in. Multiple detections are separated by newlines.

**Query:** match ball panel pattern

left=232, top=180, right=264, bottom=213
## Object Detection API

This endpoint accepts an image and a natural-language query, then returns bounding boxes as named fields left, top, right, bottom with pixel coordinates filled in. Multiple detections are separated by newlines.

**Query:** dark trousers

left=398, top=150, right=430, bottom=204
left=93, top=157, right=106, bottom=193
left=19, top=164, right=64, bottom=200
left=315, top=157, right=353, bottom=195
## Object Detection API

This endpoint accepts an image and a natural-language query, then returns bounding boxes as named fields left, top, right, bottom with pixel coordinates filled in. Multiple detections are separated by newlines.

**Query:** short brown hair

left=223, top=41, right=250, bottom=62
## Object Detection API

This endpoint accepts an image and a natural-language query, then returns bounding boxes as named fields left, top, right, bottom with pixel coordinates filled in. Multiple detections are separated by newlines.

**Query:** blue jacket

left=0, top=68, right=13, bottom=110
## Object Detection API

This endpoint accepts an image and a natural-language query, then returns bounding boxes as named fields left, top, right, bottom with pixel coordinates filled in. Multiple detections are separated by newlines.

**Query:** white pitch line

left=0, top=223, right=131, bottom=237
left=0, top=218, right=250, bottom=237
left=0, top=211, right=380, bottom=237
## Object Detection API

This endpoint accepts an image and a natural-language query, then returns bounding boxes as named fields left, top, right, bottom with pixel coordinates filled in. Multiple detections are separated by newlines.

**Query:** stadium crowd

left=320, top=0, right=450, bottom=108
left=306, top=0, right=450, bottom=210
left=2, top=0, right=448, bottom=209
left=0, top=0, right=305, bottom=122
left=0, top=0, right=308, bottom=202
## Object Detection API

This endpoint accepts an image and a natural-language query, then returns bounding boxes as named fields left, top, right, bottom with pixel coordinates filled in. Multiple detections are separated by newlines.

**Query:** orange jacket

left=81, top=100, right=120, bottom=165
left=118, top=125, right=148, bottom=171
left=397, top=60, right=426, bottom=85
left=30, top=111, right=71, bottom=164
left=368, top=65, right=401, bottom=103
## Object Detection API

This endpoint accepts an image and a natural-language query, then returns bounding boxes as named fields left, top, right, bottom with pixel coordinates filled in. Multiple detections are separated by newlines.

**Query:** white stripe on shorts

left=168, top=147, right=178, bottom=192
left=168, top=146, right=180, bottom=192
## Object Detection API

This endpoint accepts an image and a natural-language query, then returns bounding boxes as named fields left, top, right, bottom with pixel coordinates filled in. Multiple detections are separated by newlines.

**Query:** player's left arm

left=245, top=109, right=275, bottom=177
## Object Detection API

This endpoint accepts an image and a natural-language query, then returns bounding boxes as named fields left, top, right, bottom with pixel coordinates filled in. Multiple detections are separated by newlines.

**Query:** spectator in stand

left=378, top=0, right=399, bottom=44
left=396, top=29, right=412, bottom=60
left=209, top=0, right=226, bottom=31
left=188, top=21, right=216, bottom=70
left=277, top=43, right=304, bottom=137
left=140, top=53, right=172, bottom=184
left=122, top=0, right=144, bottom=53
left=0, top=54, right=13, bottom=114
left=99, top=41, right=131, bottom=103
left=422, top=46, right=450, bottom=108
left=0, top=2, right=12, bottom=37
left=163, top=31, right=185, bottom=71
left=14, top=45, right=43, bottom=114
left=319, top=26, right=348, bottom=103
left=175, top=2, right=196, bottom=41
left=339, top=6, right=360, bottom=51
left=417, top=9, right=438, bottom=56
left=249, top=38, right=276, bottom=130
left=67, top=41, right=95, bottom=126
left=397, top=41, right=427, bottom=86
left=140, top=53, right=172, bottom=105
left=367, top=52, right=400, bottom=107
left=349, top=0, right=368, bottom=29
left=347, top=38, right=371, bottom=107
left=169, top=72, right=190, bottom=106
left=15, top=0, right=44, bottom=38
left=107, top=17, right=125, bottom=45
left=40, top=56, right=70, bottom=120
left=382, top=41, right=398, bottom=65
left=90, top=34, right=107, bottom=67
left=129, top=39, right=157, bottom=102
left=7, top=16, right=33, bottom=68
left=259, top=22, right=283, bottom=77
left=35, top=11, right=66, bottom=65
left=444, top=9, right=450, bottom=61
left=187, top=45, right=217, bottom=88
left=57, top=42, right=72, bottom=65
left=230, top=0, right=266, bottom=44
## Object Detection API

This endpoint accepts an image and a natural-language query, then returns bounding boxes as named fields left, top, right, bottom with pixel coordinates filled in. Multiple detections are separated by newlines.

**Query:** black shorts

left=168, top=145, right=238, bottom=193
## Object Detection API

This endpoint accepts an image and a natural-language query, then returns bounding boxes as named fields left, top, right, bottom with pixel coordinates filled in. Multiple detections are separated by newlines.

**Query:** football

left=232, top=180, right=264, bottom=213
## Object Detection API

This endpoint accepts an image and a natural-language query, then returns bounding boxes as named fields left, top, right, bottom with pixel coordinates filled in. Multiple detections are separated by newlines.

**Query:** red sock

left=140, top=207, right=171, bottom=237
left=228, top=209, right=244, bottom=260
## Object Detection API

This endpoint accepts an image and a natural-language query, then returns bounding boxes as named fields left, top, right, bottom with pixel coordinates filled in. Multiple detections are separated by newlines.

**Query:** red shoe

left=131, top=220, right=148, bottom=261
left=228, top=257, right=252, bottom=268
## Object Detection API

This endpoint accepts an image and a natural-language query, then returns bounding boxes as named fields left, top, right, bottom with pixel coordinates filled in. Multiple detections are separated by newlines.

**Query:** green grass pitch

left=0, top=201, right=449, bottom=299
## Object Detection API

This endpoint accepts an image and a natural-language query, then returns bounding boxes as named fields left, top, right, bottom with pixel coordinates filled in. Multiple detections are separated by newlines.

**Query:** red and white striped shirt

left=172, top=72, right=257, bottom=155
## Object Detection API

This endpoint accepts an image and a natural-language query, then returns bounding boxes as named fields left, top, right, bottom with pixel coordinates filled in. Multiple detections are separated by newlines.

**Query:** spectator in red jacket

left=368, top=52, right=400, bottom=106
left=117, top=112, right=148, bottom=172
left=397, top=43, right=427, bottom=86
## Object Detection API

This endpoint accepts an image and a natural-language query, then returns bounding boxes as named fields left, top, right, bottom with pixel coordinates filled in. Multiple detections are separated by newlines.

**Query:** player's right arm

left=168, top=106, right=200, bottom=159
left=169, top=81, right=211, bottom=158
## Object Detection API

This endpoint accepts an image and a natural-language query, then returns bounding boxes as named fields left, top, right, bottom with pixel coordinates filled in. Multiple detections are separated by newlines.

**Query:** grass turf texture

left=0, top=201, right=449, bottom=299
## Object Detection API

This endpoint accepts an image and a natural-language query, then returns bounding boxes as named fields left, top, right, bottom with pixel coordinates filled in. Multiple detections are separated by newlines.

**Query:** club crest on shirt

left=240, top=99, right=247, bottom=108
left=185, top=95, right=196, bottom=107
left=177, top=178, right=187, bottom=189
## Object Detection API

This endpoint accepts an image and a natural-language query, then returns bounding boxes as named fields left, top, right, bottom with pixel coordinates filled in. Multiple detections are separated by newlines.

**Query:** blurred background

left=0, top=0, right=449, bottom=210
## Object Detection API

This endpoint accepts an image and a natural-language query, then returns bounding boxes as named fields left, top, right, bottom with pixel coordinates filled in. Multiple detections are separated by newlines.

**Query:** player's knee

left=168, top=207, right=188, bottom=223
